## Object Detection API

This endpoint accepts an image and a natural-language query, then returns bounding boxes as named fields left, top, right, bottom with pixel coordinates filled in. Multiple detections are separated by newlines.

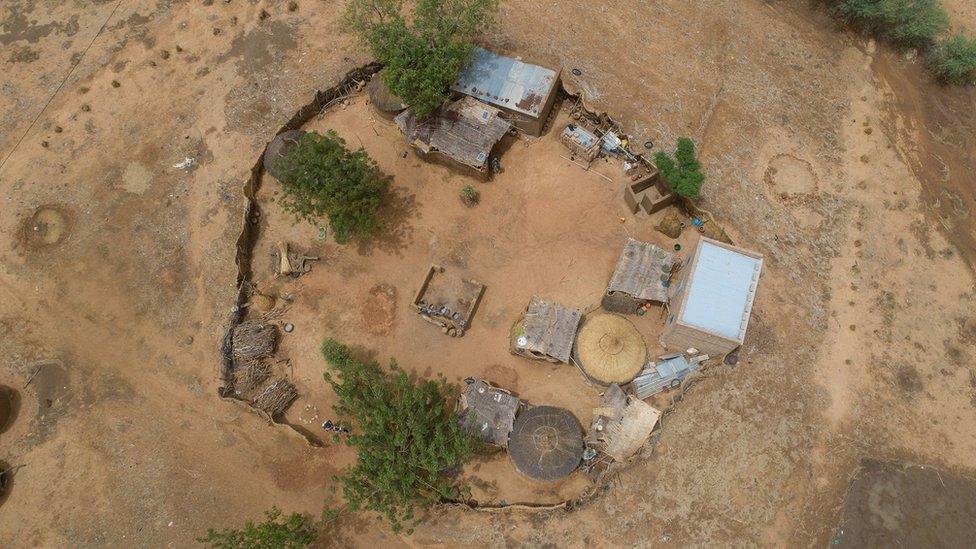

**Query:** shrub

left=460, top=185, right=479, bottom=206
left=321, top=339, right=474, bottom=533
left=273, top=130, right=389, bottom=244
left=654, top=137, right=705, bottom=199
left=835, top=0, right=949, bottom=49
left=343, top=0, right=498, bottom=117
left=930, top=34, right=976, bottom=84
left=196, top=507, right=318, bottom=548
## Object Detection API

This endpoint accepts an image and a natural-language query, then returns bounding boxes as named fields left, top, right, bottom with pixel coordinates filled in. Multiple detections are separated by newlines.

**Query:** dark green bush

left=273, top=130, right=389, bottom=244
left=654, top=137, right=705, bottom=199
left=197, top=507, right=318, bottom=548
left=835, top=0, right=949, bottom=49
left=321, top=339, right=474, bottom=533
left=930, top=34, right=976, bottom=84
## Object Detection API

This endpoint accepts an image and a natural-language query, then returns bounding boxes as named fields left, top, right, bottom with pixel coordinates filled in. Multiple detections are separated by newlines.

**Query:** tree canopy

left=654, top=137, right=705, bottom=199
left=930, top=34, right=976, bottom=84
left=321, top=339, right=474, bottom=533
left=272, top=130, right=389, bottom=244
left=196, top=507, right=319, bottom=549
left=343, top=0, right=498, bottom=118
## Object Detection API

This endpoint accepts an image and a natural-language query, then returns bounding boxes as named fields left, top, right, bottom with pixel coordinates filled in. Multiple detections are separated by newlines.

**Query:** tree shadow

left=354, top=185, right=419, bottom=257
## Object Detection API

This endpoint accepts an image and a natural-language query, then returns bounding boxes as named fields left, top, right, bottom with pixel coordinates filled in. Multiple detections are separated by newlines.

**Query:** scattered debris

left=631, top=352, right=707, bottom=400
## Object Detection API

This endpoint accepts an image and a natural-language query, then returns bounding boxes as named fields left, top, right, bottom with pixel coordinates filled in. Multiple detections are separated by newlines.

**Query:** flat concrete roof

left=680, top=239, right=762, bottom=340
left=451, top=47, right=558, bottom=118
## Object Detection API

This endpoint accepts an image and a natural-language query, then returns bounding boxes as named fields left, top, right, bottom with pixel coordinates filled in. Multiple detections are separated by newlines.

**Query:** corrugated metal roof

left=680, top=240, right=762, bottom=340
left=451, top=47, right=558, bottom=118
left=607, top=238, right=676, bottom=302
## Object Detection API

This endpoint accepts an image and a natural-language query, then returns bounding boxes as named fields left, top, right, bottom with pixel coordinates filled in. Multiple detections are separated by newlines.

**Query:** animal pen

left=511, top=296, right=582, bottom=363
left=412, top=265, right=486, bottom=337
left=661, top=236, right=763, bottom=356
left=395, top=96, right=511, bottom=176
left=602, top=238, right=677, bottom=315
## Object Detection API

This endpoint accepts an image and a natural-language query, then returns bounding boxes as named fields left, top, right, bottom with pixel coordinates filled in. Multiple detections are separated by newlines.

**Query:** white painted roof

left=680, top=240, right=762, bottom=341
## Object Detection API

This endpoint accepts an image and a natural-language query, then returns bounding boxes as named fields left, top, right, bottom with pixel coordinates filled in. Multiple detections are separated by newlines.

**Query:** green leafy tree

left=930, top=34, right=976, bottom=84
left=654, top=137, right=705, bottom=199
left=835, top=0, right=948, bottom=49
left=196, top=507, right=319, bottom=548
left=321, top=339, right=474, bottom=533
left=273, top=131, right=389, bottom=244
left=343, top=0, right=498, bottom=117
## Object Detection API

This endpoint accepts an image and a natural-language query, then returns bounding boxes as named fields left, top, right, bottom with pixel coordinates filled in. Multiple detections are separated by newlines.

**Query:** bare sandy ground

left=1, top=0, right=975, bottom=546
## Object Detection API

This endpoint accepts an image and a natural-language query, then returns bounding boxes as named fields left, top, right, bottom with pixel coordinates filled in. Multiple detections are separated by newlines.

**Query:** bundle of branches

left=232, top=321, right=279, bottom=360
left=232, top=358, right=272, bottom=396
left=252, top=378, right=298, bottom=417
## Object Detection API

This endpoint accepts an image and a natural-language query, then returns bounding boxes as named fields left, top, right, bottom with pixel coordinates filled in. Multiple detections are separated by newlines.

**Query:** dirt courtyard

left=250, top=96, right=697, bottom=503
left=2, top=0, right=976, bottom=546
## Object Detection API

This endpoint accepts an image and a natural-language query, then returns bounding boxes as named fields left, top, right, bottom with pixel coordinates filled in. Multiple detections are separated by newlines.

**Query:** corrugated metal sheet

left=680, top=240, right=762, bottom=340
left=395, top=97, right=510, bottom=170
left=452, top=47, right=558, bottom=118
left=607, top=238, right=676, bottom=302
left=518, top=296, right=581, bottom=363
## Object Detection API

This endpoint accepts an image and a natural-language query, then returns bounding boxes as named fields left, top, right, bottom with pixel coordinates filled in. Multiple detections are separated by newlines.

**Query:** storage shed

left=452, top=47, right=560, bottom=137
left=586, top=384, right=661, bottom=462
left=456, top=378, right=521, bottom=447
left=602, top=238, right=676, bottom=314
left=395, top=96, right=511, bottom=174
left=366, top=70, right=406, bottom=116
left=660, top=236, right=763, bottom=356
left=512, top=296, right=582, bottom=363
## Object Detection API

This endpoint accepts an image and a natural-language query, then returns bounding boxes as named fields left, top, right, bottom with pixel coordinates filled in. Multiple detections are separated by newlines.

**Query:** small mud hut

left=602, top=238, right=676, bottom=315
left=395, top=96, right=511, bottom=176
left=508, top=406, right=584, bottom=481
left=263, top=129, right=306, bottom=180
left=586, top=384, right=661, bottom=462
left=511, top=296, right=582, bottom=363
left=456, top=378, right=521, bottom=447
left=367, top=70, right=406, bottom=116
left=661, top=236, right=763, bottom=356
left=573, top=313, right=647, bottom=385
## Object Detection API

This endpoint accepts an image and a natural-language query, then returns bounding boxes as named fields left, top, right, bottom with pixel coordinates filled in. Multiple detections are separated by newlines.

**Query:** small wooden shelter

left=395, top=96, right=511, bottom=174
left=559, top=123, right=601, bottom=162
left=508, top=406, right=584, bottom=481
left=586, top=384, right=661, bottom=462
left=456, top=378, right=521, bottom=447
left=602, top=238, right=676, bottom=315
left=661, top=236, right=763, bottom=356
left=511, top=296, right=582, bottom=363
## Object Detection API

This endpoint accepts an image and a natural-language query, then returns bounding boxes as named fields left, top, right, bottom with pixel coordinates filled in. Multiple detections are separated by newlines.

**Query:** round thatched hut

left=367, top=71, right=406, bottom=115
left=263, top=129, right=306, bottom=180
left=508, top=406, right=583, bottom=481
left=573, top=313, right=646, bottom=385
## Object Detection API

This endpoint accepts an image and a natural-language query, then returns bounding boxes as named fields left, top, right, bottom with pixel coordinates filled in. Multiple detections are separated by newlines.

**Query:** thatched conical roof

left=263, top=129, right=306, bottom=180
left=508, top=406, right=583, bottom=481
left=574, top=313, right=646, bottom=385
left=368, top=71, right=406, bottom=113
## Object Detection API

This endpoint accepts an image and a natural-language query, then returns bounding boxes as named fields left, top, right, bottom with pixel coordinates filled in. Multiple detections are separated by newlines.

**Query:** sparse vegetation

left=930, top=34, right=976, bottom=84
left=460, top=185, right=479, bottom=206
left=321, top=339, right=475, bottom=533
left=196, top=507, right=323, bottom=548
left=273, top=130, right=389, bottom=244
left=342, top=0, right=498, bottom=117
left=835, top=0, right=949, bottom=49
left=654, top=137, right=705, bottom=199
